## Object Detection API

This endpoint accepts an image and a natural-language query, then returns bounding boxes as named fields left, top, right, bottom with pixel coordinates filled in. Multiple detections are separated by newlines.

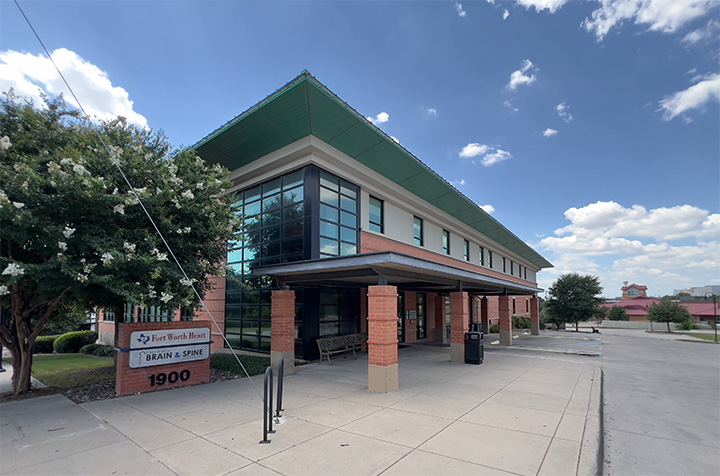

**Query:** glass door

left=416, top=293, right=426, bottom=339
left=397, top=293, right=405, bottom=343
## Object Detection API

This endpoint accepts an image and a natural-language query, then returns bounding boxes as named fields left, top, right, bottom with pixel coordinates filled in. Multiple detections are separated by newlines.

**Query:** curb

left=487, top=344, right=601, bottom=357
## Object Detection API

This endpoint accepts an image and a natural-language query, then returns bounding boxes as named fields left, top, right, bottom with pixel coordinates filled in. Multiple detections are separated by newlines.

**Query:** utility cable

left=13, top=0, right=268, bottom=402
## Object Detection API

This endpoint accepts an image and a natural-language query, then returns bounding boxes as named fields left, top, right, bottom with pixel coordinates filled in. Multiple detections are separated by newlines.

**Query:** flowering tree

left=0, top=95, right=240, bottom=394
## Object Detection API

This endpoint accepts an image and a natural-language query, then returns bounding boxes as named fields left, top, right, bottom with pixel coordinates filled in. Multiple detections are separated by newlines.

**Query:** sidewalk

left=1, top=345, right=601, bottom=476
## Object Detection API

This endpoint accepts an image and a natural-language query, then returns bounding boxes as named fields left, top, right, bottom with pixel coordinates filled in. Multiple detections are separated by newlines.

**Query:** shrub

left=489, top=324, right=500, bottom=333
left=80, top=343, right=103, bottom=355
left=33, top=335, right=59, bottom=354
left=513, top=316, right=531, bottom=329
left=676, top=320, right=699, bottom=330
left=608, top=306, right=630, bottom=321
left=93, top=345, right=115, bottom=357
left=53, top=330, right=98, bottom=353
left=210, top=353, right=270, bottom=377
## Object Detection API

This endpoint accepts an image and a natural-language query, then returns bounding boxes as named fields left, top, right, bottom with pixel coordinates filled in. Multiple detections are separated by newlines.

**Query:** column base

left=530, top=321, right=540, bottom=336
left=450, top=343, right=465, bottom=363
left=499, top=330, right=513, bottom=346
left=368, top=363, right=398, bottom=393
left=271, top=350, right=295, bottom=376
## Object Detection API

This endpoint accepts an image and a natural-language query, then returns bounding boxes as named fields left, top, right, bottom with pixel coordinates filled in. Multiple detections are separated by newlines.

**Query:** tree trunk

left=575, top=320, right=579, bottom=332
left=667, top=321, right=671, bottom=333
left=13, top=346, right=33, bottom=395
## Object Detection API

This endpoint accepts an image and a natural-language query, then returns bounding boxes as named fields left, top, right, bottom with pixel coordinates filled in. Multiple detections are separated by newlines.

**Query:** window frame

left=413, top=216, right=424, bottom=246
left=368, top=195, right=384, bottom=233
left=442, top=229, right=450, bottom=255
left=463, top=239, right=470, bottom=261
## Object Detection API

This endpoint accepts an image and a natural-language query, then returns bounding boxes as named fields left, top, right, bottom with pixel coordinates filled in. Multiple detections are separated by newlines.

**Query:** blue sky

left=2, top=0, right=718, bottom=298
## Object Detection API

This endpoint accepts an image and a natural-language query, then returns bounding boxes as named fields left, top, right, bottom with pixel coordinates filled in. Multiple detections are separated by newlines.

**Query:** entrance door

left=397, top=293, right=405, bottom=343
left=416, top=293, right=426, bottom=340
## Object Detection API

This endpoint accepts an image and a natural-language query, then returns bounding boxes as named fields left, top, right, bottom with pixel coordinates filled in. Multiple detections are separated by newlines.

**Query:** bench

left=316, top=333, right=367, bottom=364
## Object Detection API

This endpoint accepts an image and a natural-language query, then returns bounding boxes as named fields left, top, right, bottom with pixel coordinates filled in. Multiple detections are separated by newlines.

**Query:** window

left=413, top=217, right=423, bottom=246
left=488, top=250, right=493, bottom=268
left=512, top=298, right=516, bottom=314
left=526, top=299, right=529, bottom=313
left=180, top=307, right=195, bottom=321
left=628, top=288, right=639, bottom=297
left=524, top=267, right=527, bottom=279
left=479, top=246, right=484, bottom=266
left=510, top=261, right=514, bottom=275
left=463, top=240, right=470, bottom=261
left=416, top=293, right=426, bottom=339
left=368, top=196, right=383, bottom=233
left=442, top=230, right=450, bottom=255
left=319, top=170, right=359, bottom=258
left=502, top=257, right=506, bottom=273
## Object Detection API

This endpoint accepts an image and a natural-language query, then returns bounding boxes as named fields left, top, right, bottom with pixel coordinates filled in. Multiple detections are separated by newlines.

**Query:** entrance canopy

left=253, top=251, right=542, bottom=295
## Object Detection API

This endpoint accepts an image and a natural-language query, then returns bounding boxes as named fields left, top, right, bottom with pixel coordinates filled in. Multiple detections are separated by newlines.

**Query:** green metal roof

left=194, top=71, right=553, bottom=270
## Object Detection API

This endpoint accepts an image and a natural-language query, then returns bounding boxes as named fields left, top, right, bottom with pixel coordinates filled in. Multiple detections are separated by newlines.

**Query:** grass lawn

left=683, top=333, right=719, bottom=342
left=19, top=354, right=116, bottom=388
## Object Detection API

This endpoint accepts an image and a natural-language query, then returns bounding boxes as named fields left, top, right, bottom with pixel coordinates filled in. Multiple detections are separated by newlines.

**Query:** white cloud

left=503, top=9, right=510, bottom=19
left=507, top=59, right=537, bottom=90
left=582, top=0, right=718, bottom=41
left=454, top=2, right=467, bottom=17
left=682, top=19, right=720, bottom=44
left=503, top=100, right=519, bottom=112
left=426, top=107, right=437, bottom=117
left=366, top=111, right=389, bottom=125
left=543, top=128, right=558, bottom=137
left=0, top=48, right=147, bottom=128
left=459, top=143, right=489, bottom=158
left=454, top=179, right=466, bottom=186
left=459, top=143, right=512, bottom=167
left=537, top=201, right=720, bottom=297
left=658, top=73, right=720, bottom=121
left=555, top=102, right=573, bottom=122
left=481, top=149, right=511, bottom=166
left=480, top=204, right=495, bottom=214
left=515, top=0, right=568, bottom=13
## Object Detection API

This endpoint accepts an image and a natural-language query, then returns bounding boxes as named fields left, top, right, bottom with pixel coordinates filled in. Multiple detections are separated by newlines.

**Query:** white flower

left=12, top=202, right=24, bottom=209
left=156, top=252, right=168, bottom=261
left=0, top=285, right=8, bottom=295
left=183, top=227, right=191, bottom=234
left=0, top=190, right=8, bottom=204
left=113, top=204, right=125, bottom=215
left=73, top=164, right=87, bottom=175
left=108, top=145, right=123, bottom=161
left=0, top=136, right=11, bottom=150
left=123, top=242, right=136, bottom=253
left=134, top=187, right=147, bottom=194
left=125, top=195, right=139, bottom=206
left=47, top=162, right=60, bottom=173
left=160, top=292, right=173, bottom=303
left=180, top=277, right=194, bottom=286
left=147, top=284, right=157, bottom=298
left=101, top=253, right=114, bottom=266
left=63, top=226, right=76, bottom=238
left=60, top=158, right=74, bottom=166
left=76, top=273, right=88, bottom=283
left=181, top=190, right=194, bottom=200
left=168, top=164, right=178, bottom=175
left=156, top=187, right=163, bottom=195
left=2, top=263, right=24, bottom=277
left=58, top=242, right=67, bottom=251
left=174, top=201, right=181, bottom=209
left=195, top=182, right=204, bottom=190
left=112, top=187, right=119, bottom=195
left=21, top=181, right=28, bottom=190
left=57, top=253, right=64, bottom=260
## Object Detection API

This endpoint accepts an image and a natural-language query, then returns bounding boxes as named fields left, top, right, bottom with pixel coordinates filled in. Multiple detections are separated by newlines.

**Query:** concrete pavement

left=601, top=329, right=720, bottom=476
left=1, top=344, right=601, bottom=476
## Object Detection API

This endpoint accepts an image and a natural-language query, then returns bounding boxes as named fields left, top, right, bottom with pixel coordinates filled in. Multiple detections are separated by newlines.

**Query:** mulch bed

left=0, top=368, right=241, bottom=404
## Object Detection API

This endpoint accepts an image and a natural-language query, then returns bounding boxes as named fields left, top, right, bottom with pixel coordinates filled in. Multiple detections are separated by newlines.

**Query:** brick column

left=480, top=296, right=489, bottom=335
left=499, top=295, right=513, bottom=346
left=368, top=285, right=398, bottom=393
left=271, top=290, right=295, bottom=376
left=530, top=295, right=540, bottom=336
left=450, top=291, right=469, bottom=363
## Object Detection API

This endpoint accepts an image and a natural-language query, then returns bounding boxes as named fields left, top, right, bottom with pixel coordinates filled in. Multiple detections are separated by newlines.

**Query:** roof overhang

left=194, top=71, right=553, bottom=270
left=252, top=251, right=543, bottom=295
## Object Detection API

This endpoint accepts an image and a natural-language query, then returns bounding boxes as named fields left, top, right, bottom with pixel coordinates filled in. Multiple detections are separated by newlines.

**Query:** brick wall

left=367, top=285, right=398, bottom=367
left=115, top=321, right=211, bottom=396
left=194, top=275, right=226, bottom=351
left=450, top=292, right=469, bottom=344
left=271, top=290, right=295, bottom=353
left=362, top=231, right=533, bottom=287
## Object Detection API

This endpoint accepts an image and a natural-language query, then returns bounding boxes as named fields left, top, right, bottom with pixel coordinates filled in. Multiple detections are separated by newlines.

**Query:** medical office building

left=191, top=71, right=553, bottom=391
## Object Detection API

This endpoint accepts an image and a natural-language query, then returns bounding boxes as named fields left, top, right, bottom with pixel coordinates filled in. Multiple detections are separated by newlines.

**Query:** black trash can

left=465, top=331, right=484, bottom=364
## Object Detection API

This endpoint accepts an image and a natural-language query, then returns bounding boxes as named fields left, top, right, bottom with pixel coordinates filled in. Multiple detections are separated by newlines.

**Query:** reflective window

left=414, top=217, right=423, bottom=246
left=319, top=171, right=359, bottom=258
left=369, top=196, right=383, bottom=233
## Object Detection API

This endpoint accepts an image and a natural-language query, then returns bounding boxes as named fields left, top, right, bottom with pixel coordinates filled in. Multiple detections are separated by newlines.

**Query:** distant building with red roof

left=602, top=284, right=718, bottom=323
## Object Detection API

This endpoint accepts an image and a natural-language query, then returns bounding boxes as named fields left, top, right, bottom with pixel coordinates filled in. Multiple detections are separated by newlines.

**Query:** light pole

left=704, top=293, right=718, bottom=343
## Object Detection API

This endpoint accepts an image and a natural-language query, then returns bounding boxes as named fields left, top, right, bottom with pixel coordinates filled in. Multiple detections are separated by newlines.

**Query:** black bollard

left=259, top=366, right=273, bottom=444
left=275, top=359, right=284, bottom=417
